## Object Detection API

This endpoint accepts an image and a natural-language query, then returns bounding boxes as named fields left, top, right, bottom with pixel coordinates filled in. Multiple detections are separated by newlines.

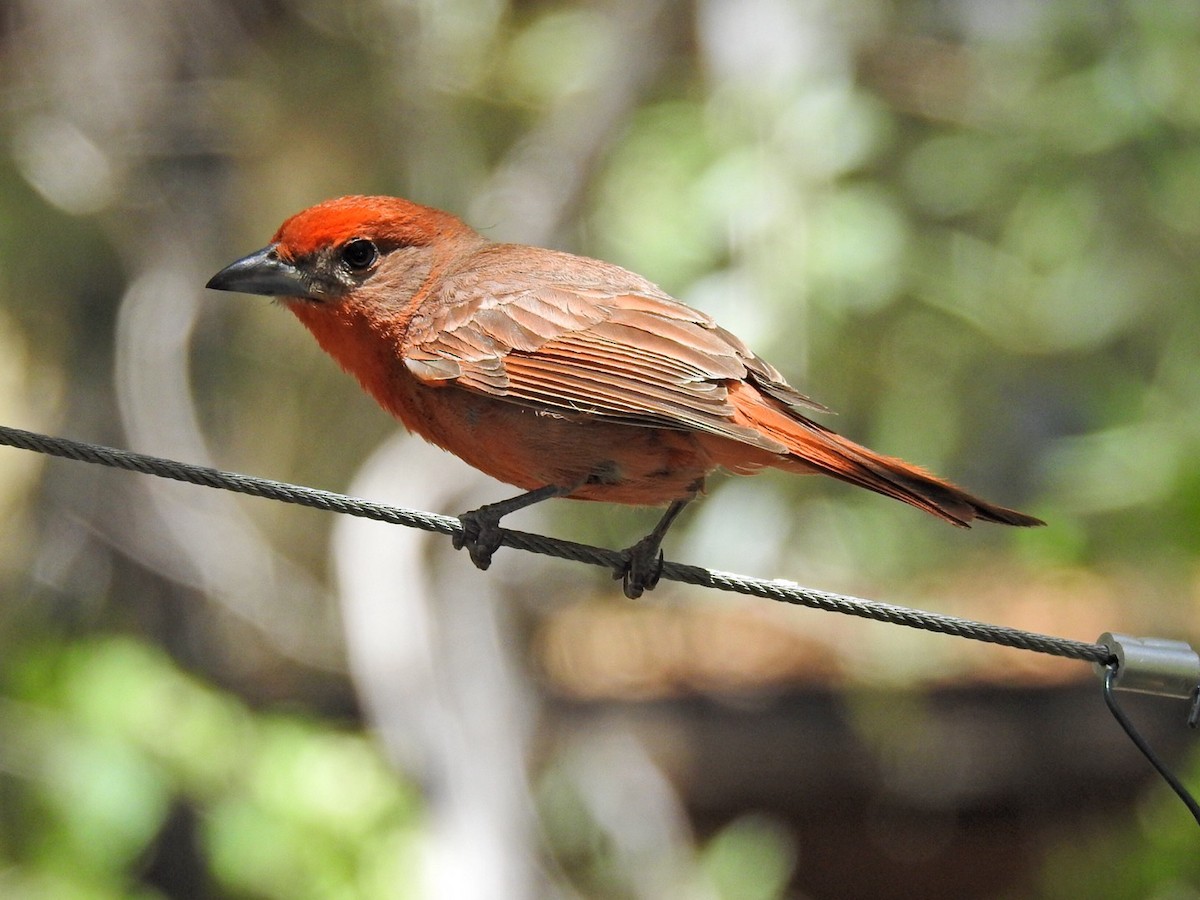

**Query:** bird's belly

left=394, top=385, right=716, bottom=506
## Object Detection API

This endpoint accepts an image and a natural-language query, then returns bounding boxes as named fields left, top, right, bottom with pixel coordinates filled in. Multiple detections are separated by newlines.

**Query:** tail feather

left=715, top=382, right=1044, bottom=528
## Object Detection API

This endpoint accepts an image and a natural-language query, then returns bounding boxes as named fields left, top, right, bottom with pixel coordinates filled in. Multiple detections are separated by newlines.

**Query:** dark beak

left=206, top=245, right=311, bottom=297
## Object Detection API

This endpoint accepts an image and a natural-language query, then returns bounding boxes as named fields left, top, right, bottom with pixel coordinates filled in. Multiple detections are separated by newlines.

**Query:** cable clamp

left=1095, top=632, right=1200, bottom=703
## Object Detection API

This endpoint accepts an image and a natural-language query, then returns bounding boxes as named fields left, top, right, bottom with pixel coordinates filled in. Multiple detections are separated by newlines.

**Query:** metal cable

left=1102, top=666, right=1200, bottom=824
left=0, top=424, right=1115, bottom=666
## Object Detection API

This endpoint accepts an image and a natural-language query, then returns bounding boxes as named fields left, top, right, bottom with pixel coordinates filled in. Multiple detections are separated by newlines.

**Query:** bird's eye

left=341, top=239, right=379, bottom=271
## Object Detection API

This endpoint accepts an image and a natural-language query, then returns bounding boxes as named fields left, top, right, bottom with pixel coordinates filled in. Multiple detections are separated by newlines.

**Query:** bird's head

left=206, top=195, right=479, bottom=307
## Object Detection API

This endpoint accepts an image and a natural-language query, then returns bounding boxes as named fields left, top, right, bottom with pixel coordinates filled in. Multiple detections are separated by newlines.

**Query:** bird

left=207, top=195, right=1043, bottom=597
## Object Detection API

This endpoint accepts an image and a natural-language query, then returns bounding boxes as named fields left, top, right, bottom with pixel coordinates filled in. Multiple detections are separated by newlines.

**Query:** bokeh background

left=1, top=0, right=1199, bottom=897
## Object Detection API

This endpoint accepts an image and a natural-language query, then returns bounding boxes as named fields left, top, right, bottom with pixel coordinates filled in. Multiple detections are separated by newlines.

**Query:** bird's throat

left=287, top=299, right=425, bottom=423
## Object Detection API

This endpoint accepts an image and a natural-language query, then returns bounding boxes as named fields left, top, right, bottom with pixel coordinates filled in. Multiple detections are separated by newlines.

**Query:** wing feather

left=402, top=248, right=811, bottom=452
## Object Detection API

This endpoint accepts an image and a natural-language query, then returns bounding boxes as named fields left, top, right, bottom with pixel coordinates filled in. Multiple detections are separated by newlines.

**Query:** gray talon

left=455, top=511, right=502, bottom=570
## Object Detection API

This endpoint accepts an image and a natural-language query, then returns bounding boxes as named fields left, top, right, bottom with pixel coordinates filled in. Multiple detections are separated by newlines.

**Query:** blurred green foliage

left=0, top=637, right=420, bottom=899
left=1, top=0, right=1199, bottom=896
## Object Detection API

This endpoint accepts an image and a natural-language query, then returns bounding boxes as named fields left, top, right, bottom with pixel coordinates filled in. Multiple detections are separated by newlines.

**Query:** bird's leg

left=616, top=492, right=695, bottom=600
left=454, top=484, right=571, bottom=570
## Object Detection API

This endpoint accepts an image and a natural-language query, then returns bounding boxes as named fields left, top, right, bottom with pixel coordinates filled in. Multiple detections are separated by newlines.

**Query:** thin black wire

left=0, top=423, right=1113, bottom=665
left=8, top=423, right=1200, bottom=826
left=1103, top=666, right=1200, bottom=826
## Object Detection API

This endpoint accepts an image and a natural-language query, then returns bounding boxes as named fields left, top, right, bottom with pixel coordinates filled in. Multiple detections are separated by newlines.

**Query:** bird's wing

left=402, top=250, right=827, bottom=453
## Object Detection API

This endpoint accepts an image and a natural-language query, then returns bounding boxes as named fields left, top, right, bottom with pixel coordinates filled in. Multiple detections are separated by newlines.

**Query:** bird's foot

left=454, top=507, right=505, bottom=570
left=453, top=484, right=570, bottom=571
left=614, top=535, right=666, bottom=600
left=611, top=494, right=696, bottom=599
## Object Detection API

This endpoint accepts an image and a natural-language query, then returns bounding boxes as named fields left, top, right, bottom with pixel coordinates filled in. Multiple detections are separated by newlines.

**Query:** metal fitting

left=1096, top=632, right=1200, bottom=701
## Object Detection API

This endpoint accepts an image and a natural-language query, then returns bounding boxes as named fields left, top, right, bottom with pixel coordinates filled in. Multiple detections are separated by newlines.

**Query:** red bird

left=208, top=195, right=1042, bottom=597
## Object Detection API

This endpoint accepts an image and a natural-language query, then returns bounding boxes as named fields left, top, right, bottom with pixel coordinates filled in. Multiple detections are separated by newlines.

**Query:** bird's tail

left=711, top=381, right=1044, bottom=528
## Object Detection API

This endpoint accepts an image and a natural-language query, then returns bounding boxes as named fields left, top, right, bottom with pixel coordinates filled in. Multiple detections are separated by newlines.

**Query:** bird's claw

left=454, top=510, right=503, bottom=570
left=614, top=538, right=665, bottom=600
left=453, top=485, right=571, bottom=572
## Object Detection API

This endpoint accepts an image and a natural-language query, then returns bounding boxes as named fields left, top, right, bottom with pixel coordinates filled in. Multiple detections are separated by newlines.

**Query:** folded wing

left=403, top=250, right=825, bottom=454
